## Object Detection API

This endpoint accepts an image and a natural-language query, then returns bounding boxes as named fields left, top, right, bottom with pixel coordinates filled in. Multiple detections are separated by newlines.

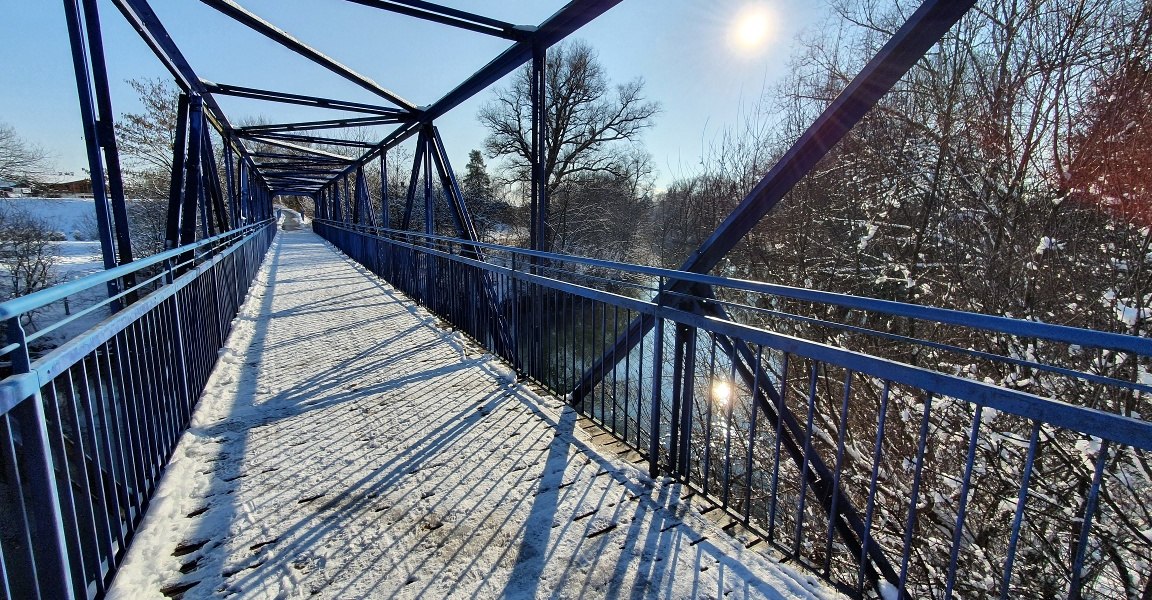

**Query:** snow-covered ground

left=106, top=230, right=840, bottom=600
left=0, top=198, right=105, bottom=278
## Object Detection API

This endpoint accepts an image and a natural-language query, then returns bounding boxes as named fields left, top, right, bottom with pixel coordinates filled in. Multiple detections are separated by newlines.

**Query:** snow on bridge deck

left=108, top=230, right=839, bottom=600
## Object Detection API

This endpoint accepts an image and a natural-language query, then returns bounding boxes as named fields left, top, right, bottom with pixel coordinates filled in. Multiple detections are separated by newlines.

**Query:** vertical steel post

left=165, top=93, right=189, bottom=249
left=80, top=0, right=135, bottom=268
left=648, top=303, right=664, bottom=478
left=429, top=127, right=479, bottom=242
left=179, top=95, right=204, bottom=246
left=529, top=43, right=549, bottom=253
left=238, top=159, right=249, bottom=225
left=422, top=125, right=434, bottom=236
left=223, top=140, right=237, bottom=228
left=6, top=318, right=75, bottom=599
left=402, top=128, right=427, bottom=230
left=62, top=0, right=119, bottom=285
left=380, top=151, right=390, bottom=228
left=332, top=180, right=343, bottom=222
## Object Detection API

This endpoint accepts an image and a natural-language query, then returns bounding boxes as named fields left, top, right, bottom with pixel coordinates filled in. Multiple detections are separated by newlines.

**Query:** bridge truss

left=0, top=0, right=1149, bottom=599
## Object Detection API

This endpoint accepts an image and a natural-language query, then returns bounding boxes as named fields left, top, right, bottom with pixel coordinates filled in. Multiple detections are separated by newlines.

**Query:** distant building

left=42, top=178, right=94, bottom=198
left=0, top=178, right=15, bottom=197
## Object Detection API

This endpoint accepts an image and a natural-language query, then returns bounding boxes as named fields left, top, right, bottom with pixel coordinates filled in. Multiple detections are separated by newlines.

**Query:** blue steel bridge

left=2, top=0, right=1150, bottom=598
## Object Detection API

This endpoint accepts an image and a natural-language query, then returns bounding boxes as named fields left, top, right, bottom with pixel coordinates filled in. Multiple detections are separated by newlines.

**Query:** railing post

left=6, top=318, right=75, bottom=599
left=668, top=323, right=687, bottom=474
left=648, top=279, right=665, bottom=478
left=676, top=325, right=698, bottom=476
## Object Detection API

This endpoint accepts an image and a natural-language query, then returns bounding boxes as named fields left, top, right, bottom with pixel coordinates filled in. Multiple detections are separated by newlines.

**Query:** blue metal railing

left=317, top=219, right=1152, bottom=599
left=0, top=220, right=275, bottom=599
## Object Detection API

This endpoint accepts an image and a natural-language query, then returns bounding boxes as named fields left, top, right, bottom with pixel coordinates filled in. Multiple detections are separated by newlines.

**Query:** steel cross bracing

left=49, top=0, right=1016, bottom=598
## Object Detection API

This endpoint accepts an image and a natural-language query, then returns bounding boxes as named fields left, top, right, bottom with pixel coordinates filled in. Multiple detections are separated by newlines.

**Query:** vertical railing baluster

left=679, top=328, right=697, bottom=477
left=721, top=348, right=737, bottom=509
left=1000, top=421, right=1041, bottom=599
left=793, top=361, right=819, bottom=559
left=648, top=303, right=664, bottom=478
left=1069, top=439, right=1110, bottom=599
left=743, top=345, right=762, bottom=525
left=944, top=403, right=985, bottom=599
left=860, top=381, right=892, bottom=594
left=824, top=369, right=854, bottom=577
left=767, top=352, right=789, bottom=541
left=703, top=335, right=717, bottom=492
left=898, top=393, right=935, bottom=594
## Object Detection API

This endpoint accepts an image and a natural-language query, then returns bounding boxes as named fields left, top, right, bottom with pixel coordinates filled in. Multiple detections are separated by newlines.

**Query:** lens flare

left=729, top=4, right=775, bottom=54
left=713, top=381, right=732, bottom=405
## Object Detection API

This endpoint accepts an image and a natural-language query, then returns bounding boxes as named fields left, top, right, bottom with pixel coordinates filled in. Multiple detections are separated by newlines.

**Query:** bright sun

left=713, top=381, right=732, bottom=406
left=730, top=4, right=774, bottom=54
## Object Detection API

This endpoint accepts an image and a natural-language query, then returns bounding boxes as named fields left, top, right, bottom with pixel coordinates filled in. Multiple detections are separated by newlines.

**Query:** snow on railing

left=318, top=219, right=1152, bottom=600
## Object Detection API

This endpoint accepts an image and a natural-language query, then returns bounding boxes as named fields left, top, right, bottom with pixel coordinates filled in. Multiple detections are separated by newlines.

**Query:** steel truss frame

left=59, top=0, right=992, bottom=597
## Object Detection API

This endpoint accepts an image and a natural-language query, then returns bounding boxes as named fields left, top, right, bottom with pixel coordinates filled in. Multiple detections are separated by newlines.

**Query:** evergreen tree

left=462, top=150, right=493, bottom=206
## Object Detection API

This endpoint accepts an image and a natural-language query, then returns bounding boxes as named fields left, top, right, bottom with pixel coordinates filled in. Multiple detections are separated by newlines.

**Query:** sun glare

left=713, top=381, right=733, bottom=406
left=729, top=4, right=775, bottom=55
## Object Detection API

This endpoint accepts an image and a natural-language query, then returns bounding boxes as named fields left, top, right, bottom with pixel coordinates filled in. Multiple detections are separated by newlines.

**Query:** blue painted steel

left=317, top=219, right=1152, bottom=598
left=0, top=221, right=274, bottom=599
left=1000, top=421, right=1041, bottom=599
left=238, top=114, right=404, bottom=134
left=53, top=0, right=1146, bottom=596
left=243, top=131, right=376, bottom=148
left=166, top=94, right=190, bottom=249
left=429, top=127, right=482, bottom=243
left=202, top=82, right=400, bottom=115
left=530, top=44, right=549, bottom=252
left=182, top=95, right=205, bottom=245
left=858, top=381, right=890, bottom=593
left=62, top=0, right=119, bottom=279
left=572, top=0, right=980, bottom=408
left=1069, top=441, right=1110, bottom=598
left=342, top=0, right=529, bottom=40
left=199, top=0, right=416, bottom=110
left=79, top=0, right=136, bottom=269
left=380, top=152, right=390, bottom=228
left=647, top=285, right=664, bottom=478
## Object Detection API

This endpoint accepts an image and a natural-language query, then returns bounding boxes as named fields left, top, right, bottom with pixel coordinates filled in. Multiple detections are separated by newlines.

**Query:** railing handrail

left=342, top=223, right=1152, bottom=450
left=320, top=220, right=1152, bottom=358
left=0, top=219, right=272, bottom=320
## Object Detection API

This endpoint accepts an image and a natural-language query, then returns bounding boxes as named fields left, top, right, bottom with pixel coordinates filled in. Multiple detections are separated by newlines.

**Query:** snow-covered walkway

left=108, top=230, right=839, bottom=600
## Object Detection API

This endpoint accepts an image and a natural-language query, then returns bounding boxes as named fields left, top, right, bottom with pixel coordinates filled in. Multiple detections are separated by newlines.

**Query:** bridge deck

left=107, top=230, right=836, bottom=600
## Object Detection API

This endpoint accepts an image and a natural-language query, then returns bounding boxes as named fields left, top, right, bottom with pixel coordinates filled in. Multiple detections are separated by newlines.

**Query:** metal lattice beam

left=199, top=0, right=418, bottom=110
left=341, top=0, right=529, bottom=40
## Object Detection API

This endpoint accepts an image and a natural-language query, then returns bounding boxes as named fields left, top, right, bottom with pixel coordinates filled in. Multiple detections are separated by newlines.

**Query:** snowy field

left=107, top=230, right=839, bottom=600
left=0, top=198, right=105, bottom=278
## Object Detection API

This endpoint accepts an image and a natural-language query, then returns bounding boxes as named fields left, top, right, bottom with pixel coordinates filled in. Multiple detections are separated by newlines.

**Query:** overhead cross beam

left=111, top=0, right=273, bottom=196
left=203, top=82, right=401, bottom=115
left=250, top=152, right=351, bottom=163
left=199, top=0, right=418, bottom=110
left=324, top=0, right=623, bottom=189
left=237, top=114, right=405, bottom=134
left=342, top=0, right=530, bottom=40
left=239, top=131, right=377, bottom=149
left=243, top=136, right=354, bottom=160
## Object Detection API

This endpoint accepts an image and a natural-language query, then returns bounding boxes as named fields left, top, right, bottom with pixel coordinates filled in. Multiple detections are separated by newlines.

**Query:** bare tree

left=0, top=206, right=59, bottom=306
left=115, top=77, right=181, bottom=199
left=479, top=40, right=659, bottom=257
left=479, top=40, right=659, bottom=195
left=0, top=122, right=52, bottom=186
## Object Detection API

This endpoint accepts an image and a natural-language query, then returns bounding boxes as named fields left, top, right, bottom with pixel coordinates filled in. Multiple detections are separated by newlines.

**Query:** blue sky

left=2, top=1, right=825, bottom=188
